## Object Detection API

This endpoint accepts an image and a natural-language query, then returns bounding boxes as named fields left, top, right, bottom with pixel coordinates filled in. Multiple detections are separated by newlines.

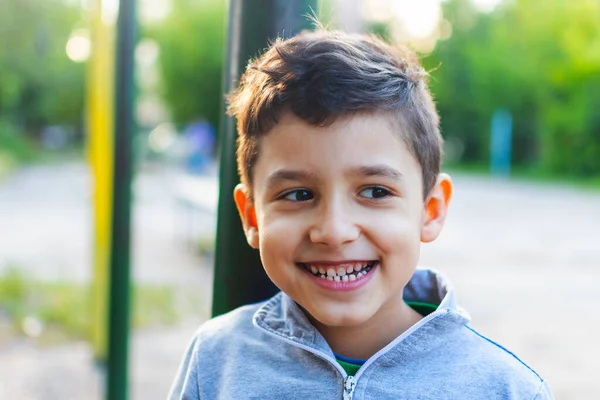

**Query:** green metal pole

left=212, top=0, right=318, bottom=317
left=107, top=0, right=136, bottom=398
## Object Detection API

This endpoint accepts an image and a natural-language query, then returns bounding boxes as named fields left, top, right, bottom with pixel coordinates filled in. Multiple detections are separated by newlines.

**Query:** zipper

left=343, top=375, right=356, bottom=400
left=255, top=308, right=448, bottom=399
left=255, top=323, right=356, bottom=399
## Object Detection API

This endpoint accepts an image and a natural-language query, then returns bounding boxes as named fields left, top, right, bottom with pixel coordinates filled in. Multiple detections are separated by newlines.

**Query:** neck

left=309, top=298, right=423, bottom=361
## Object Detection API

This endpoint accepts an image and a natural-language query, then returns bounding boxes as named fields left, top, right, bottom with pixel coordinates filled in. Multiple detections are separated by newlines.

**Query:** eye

left=359, top=186, right=392, bottom=199
left=280, top=189, right=314, bottom=202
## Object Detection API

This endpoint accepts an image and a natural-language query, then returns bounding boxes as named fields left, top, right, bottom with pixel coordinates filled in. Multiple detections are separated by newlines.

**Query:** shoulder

left=460, top=325, right=542, bottom=380
left=192, top=301, right=264, bottom=347
left=168, top=302, right=265, bottom=400
left=455, top=325, right=553, bottom=399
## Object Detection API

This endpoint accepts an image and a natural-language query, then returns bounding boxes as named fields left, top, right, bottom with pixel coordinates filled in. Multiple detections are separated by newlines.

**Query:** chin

left=309, top=306, right=373, bottom=328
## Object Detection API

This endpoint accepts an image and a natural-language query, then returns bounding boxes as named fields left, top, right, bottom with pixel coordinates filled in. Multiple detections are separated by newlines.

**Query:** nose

left=309, top=196, right=360, bottom=248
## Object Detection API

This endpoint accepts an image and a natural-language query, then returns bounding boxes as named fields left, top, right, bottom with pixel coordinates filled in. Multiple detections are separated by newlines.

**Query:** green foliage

left=0, top=0, right=85, bottom=137
left=424, top=0, right=600, bottom=178
left=0, top=119, right=37, bottom=158
left=0, top=119, right=37, bottom=178
left=367, top=21, right=393, bottom=43
left=147, top=0, right=226, bottom=130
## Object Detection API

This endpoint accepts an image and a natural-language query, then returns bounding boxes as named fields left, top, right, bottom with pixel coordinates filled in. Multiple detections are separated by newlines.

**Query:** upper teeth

left=306, top=262, right=373, bottom=278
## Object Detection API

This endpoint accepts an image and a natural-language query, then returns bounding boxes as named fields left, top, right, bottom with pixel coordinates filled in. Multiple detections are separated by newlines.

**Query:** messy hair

left=227, top=29, right=443, bottom=200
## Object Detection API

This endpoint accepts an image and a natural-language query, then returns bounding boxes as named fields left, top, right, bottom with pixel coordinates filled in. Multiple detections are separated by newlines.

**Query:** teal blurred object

left=490, top=108, right=513, bottom=177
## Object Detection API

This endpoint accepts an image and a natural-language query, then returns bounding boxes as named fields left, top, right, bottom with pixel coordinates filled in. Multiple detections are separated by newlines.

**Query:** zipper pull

left=343, top=375, right=356, bottom=400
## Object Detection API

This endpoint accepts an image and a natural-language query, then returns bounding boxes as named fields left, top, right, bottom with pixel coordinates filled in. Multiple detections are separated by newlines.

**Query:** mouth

left=297, top=260, right=378, bottom=282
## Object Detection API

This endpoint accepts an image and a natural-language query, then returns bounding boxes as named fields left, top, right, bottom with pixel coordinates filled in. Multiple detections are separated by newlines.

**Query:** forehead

left=252, top=111, right=422, bottom=189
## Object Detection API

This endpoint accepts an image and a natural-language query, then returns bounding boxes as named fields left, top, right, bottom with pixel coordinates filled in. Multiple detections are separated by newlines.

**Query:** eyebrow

left=265, top=169, right=318, bottom=189
left=264, top=165, right=402, bottom=189
left=353, top=165, right=403, bottom=181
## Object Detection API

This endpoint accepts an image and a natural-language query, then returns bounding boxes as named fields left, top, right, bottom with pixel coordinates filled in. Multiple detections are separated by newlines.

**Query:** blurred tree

left=425, top=0, right=600, bottom=177
left=530, top=0, right=600, bottom=177
left=144, top=0, right=600, bottom=177
left=0, top=0, right=84, bottom=139
left=148, top=0, right=226, bottom=132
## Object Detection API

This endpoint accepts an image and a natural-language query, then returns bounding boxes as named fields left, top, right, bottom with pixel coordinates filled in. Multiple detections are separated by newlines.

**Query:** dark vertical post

left=107, top=0, right=136, bottom=398
left=212, top=0, right=318, bottom=317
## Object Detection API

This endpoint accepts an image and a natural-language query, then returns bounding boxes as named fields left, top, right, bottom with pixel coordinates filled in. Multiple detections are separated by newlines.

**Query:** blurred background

left=0, top=0, right=598, bottom=398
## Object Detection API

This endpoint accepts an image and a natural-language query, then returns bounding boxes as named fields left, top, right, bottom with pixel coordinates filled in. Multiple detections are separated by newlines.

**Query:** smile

left=299, top=261, right=378, bottom=282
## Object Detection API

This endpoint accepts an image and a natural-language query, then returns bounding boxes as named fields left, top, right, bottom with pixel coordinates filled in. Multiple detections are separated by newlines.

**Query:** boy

left=169, top=29, right=553, bottom=399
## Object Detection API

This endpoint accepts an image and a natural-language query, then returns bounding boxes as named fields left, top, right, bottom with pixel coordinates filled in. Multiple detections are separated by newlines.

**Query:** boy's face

left=235, top=111, right=451, bottom=329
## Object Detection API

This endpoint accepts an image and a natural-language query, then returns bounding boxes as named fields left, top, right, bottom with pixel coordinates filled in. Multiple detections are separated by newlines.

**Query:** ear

left=233, top=184, right=259, bottom=248
left=421, top=173, right=453, bottom=243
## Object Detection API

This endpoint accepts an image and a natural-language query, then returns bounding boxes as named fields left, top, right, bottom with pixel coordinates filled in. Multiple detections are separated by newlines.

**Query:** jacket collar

left=252, top=267, right=471, bottom=355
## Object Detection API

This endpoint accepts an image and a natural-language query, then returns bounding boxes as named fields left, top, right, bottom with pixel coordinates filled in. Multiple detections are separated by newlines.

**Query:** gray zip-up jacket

left=169, top=268, right=553, bottom=399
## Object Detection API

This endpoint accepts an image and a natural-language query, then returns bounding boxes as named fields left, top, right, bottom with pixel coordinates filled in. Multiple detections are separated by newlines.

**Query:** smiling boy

left=169, top=30, right=553, bottom=399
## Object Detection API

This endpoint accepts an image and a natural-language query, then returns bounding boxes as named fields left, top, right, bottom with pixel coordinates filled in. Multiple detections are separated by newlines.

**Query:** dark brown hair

left=227, top=29, right=443, bottom=200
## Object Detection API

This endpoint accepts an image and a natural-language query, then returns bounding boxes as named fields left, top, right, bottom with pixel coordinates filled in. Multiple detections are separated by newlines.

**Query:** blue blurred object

left=490, top=109, right=512, bottom=177
left=183, top=121, right=216, bottom=174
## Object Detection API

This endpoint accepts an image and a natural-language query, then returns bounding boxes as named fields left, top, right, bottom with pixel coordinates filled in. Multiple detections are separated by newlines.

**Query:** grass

left=0, top=152, right=17, bottom=180
left=0, top=267, right=186, bottom=346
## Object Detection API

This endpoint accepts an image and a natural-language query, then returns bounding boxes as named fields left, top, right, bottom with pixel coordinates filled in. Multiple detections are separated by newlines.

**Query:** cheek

left=258, top=213, right=307, bottom=261
left=366, top=209, right=423, bottom=255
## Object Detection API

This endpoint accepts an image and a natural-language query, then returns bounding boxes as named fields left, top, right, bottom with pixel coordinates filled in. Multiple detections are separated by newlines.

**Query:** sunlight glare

left=470, top=0, right=505, bottom=13
left=393, top=0, right=441, bottom=39
left=66, top=30, right=91, bottom=62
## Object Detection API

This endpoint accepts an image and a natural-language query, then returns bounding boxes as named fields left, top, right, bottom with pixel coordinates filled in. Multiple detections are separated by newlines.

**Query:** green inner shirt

left=336, top=358, right=362, bottom=376
left=335, top=301, right=438, bottom=376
